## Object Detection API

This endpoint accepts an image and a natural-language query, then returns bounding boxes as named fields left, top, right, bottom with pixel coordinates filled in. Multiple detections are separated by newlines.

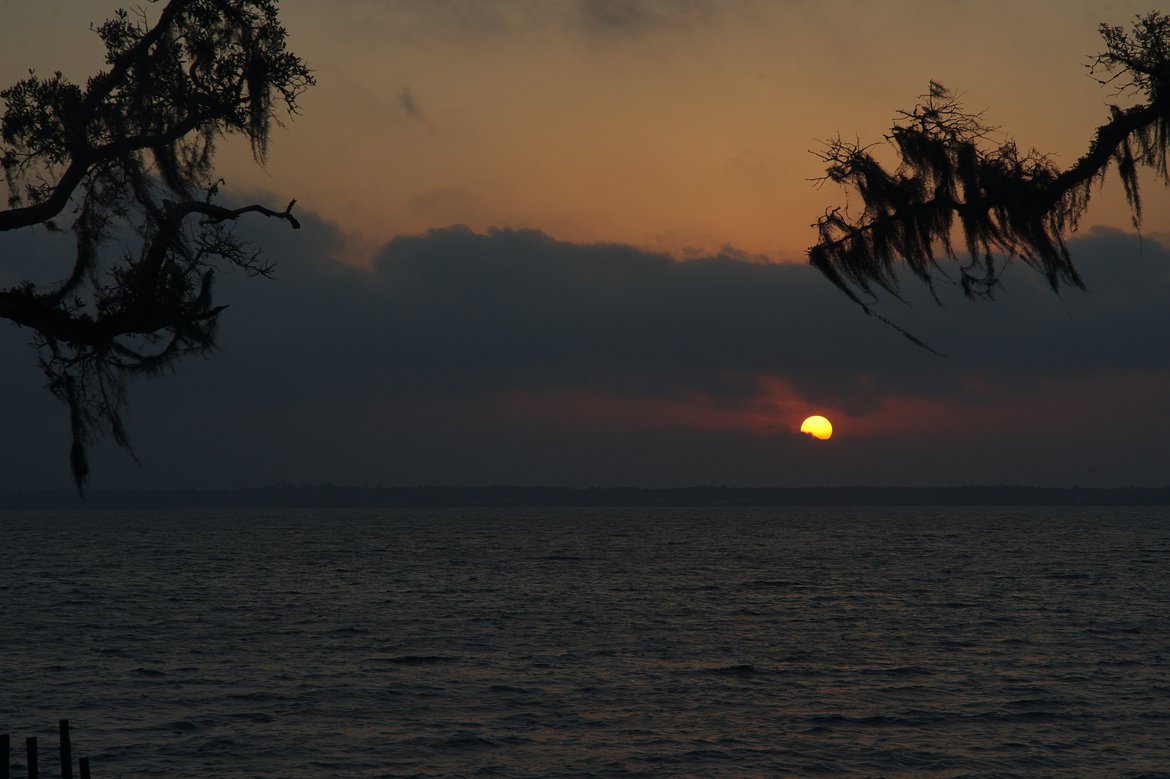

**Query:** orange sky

left=4, top=0, right=1168, bottom=261
left=4, top=1, right=1170, bottom=489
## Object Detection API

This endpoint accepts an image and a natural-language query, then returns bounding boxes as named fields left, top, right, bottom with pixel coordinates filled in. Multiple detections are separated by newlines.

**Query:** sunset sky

left=2, top=0, right=1170, bottom=489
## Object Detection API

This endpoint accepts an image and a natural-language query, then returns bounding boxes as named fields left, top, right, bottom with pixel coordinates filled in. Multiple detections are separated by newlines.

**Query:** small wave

left=56, top=598, right=99, bottom=607
left=161, top=719, right=200, bottom=732
left=741, top=579, right=798, bottom=589
left=1004, top=697, right=1064, bottom=709
left=703, top=663, right=760, bottom=676
left=227, top=691, right=294, bottom=702
left=488, top=684, right=532, bottom=694
left=684, top=747, right=734, bottom=761
left=435, top=733, right=499, bottom=751
left=968, top=709, right=1067, bottom=723
left=370, top=654, right=454, bottom=666
left=857, top=665, right=934, bottom=677
left=939, top=639, right=977, bottom=649
left=805, top=713, right=924, bottom=729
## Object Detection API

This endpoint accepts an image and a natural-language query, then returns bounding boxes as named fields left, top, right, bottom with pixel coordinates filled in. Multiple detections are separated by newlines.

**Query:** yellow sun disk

left=800, top=415, right=833, bottom=440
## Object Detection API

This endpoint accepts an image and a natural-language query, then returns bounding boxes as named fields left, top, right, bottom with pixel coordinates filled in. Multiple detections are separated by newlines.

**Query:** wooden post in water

left=25, top=737, right=37, bottom=779
left=76, top=759, right=89, bottom=779
left=57, top=722, right=72, bottom=779
left=2, top=733, right=10, bottom=779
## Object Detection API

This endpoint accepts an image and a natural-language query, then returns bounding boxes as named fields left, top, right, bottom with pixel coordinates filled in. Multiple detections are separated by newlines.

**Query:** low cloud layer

left=2, top=212, right=1168, bottom=489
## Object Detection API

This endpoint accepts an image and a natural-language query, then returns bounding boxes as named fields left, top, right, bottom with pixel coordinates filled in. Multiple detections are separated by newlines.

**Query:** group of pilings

left=1, top=721, right=90, bottom=779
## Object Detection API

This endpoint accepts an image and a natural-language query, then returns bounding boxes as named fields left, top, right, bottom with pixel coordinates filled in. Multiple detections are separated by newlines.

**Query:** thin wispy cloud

left=575, top=0, right=720, bottom=36
left=397, top=86, right=434, bottom=128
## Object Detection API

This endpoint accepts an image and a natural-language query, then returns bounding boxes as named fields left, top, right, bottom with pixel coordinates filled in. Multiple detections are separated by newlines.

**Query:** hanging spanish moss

left=809, top=12, right=1170, bottom=332
left=0, top=0, right=313, bottom=492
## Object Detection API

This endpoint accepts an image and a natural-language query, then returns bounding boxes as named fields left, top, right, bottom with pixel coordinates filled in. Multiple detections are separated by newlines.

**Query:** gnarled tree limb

left=1, top=0, right=313, bottom=491
left=809, top=12, right=1170, bottom=332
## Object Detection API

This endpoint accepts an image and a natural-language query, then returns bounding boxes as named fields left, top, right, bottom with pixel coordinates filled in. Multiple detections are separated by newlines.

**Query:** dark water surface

left=2, top=507, right=1169, bottom=777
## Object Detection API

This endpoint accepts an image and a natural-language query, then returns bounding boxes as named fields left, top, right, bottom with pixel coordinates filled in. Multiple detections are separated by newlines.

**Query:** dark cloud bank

left=2, top=211, right=1168, bottom=489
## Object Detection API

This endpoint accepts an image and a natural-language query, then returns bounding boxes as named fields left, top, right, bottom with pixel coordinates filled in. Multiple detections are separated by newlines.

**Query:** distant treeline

left=3, top=484, right=1170, bottom=510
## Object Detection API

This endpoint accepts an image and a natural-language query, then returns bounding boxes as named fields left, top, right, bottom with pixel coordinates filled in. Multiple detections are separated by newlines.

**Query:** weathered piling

left=25, top=737, right=36, bottom=779
left=2, top=723, right=90, bottom=779
left=57, top=722, right=71, bottom=779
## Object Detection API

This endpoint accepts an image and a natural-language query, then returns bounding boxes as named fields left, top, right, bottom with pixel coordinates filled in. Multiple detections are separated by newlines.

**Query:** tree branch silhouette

left=808, top=12, right=1170, bottom=334
left=0, top=0, right=313, bottom=492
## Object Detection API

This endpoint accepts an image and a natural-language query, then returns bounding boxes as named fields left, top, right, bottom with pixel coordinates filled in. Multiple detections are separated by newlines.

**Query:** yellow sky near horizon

left=3, top=0, right=1169, bottom=261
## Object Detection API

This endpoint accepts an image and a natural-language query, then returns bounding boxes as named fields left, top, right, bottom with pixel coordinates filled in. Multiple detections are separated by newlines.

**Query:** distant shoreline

left=3, top=484, right=1170, bottom=510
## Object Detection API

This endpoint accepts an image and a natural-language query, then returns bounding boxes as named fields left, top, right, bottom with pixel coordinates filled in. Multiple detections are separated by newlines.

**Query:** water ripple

left=2, top=506, right=1169, bottom=777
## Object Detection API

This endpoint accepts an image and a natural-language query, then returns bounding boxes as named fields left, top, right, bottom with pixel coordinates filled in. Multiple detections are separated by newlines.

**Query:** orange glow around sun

left=800, top=415, right=833, bottom=440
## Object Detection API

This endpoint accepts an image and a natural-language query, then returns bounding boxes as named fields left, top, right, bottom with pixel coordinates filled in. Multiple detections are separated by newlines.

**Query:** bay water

left=2, top=507, right=1169, bottom=777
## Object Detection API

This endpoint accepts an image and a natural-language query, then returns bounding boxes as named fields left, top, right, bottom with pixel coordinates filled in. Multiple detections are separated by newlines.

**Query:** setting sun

left=800, top=415, right=833, bottom=440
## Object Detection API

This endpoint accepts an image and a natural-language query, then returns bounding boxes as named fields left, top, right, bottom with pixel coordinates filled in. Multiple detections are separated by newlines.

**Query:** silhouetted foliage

left=0, top=0, right=312, bottom=491
left=809, top=12, right=1170, bottom=339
